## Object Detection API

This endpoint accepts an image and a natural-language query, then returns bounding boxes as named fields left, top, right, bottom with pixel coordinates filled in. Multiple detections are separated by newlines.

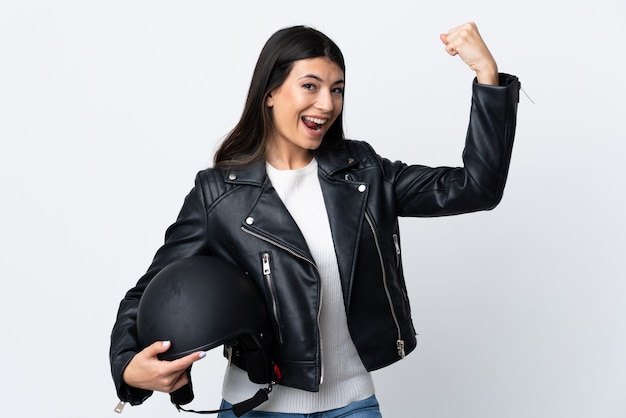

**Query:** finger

left=440, top=33, right=458, bottom=56
left=143, top=340, right=172, bottom=357
left=161, top=352, right=205, bottom=393
left=447, top=22, right=477, bottom=39
left=170, top=371, right=191, bottom=392
left=170, top=351, right=207, bottom=371
left=443, top=23, right=465, bottom=43
left=444, top=22, right=478, bottom=48
left=442, top=41, right=458, bottom=57
left=150, top=367, right=189, bottom=393
left=441, top=24, right=467, bottom=56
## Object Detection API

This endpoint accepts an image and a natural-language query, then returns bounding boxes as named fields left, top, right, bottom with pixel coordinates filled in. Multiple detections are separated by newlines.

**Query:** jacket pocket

left=261, top=252, right=284, bottom=344
left=392, top=232, right=409, bottom=303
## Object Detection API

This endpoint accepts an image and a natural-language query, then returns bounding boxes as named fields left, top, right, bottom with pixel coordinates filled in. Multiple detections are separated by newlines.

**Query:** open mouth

left=302, top=116, right=328, bottom=131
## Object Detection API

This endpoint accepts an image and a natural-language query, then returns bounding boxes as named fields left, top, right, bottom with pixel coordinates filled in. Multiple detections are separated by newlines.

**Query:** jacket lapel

left=228, top=161, right=314, bottom=263
left=246, top=179, right=314, bottom=263
left=315, top=145, right=368, bottom=306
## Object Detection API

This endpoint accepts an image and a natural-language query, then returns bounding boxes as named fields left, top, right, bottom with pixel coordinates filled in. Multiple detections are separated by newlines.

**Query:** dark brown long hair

left=213, top=26, right=346, bottom=168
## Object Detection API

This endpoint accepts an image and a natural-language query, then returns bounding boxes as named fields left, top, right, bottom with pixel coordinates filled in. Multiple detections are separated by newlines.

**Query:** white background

left=1, top=1, right=625, bottom=417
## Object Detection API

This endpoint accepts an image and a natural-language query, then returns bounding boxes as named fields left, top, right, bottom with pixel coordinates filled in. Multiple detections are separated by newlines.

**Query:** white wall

left=1, top=1, right=625, bottom=417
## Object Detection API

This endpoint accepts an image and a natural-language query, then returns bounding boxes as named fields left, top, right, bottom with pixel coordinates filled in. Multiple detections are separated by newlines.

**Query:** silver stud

left=245, top=217, right=254, bottom=225
left=347, top=158, right=355, bottom=164
left=358, top=184, right=366, bottom=192
left=228, top=173, right=237, bottom=180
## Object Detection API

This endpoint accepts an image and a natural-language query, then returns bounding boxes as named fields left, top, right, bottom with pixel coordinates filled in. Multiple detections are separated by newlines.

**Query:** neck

left=265, top=145, right=314, bottom=170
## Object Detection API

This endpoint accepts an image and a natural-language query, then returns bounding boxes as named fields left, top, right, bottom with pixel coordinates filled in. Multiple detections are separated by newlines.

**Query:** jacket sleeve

left=109, top=172, right=213, bottom=405
left=389, top=73, right=520, bottom=217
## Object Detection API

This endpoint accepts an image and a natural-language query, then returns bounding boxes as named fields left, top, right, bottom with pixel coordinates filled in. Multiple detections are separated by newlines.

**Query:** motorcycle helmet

left=136, top=256, right=276, bottom=415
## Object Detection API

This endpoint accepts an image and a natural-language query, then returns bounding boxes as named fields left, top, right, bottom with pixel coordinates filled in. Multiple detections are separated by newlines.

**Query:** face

left=266, top=57, right=344, bottom=165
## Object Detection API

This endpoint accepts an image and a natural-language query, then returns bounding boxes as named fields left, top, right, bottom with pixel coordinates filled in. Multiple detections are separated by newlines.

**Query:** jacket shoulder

left=336, top=139, right=383, bottom=169
left=192, top=167, right=232, bottom=206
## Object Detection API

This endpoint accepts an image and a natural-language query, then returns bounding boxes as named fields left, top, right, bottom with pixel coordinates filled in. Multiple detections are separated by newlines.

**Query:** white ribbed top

left=221, top=158, right=375, bottom=413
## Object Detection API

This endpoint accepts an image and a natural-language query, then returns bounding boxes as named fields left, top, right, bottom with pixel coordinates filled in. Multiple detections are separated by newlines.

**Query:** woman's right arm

left=122, top=340, right=205, bottom=393
left=109, top=172, right=213, bottom=405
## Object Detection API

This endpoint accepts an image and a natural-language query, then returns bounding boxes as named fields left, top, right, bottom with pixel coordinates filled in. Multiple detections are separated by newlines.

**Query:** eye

left=332, top=86, right=345, bottom=96
left=302, top=83, right=317, bottom=91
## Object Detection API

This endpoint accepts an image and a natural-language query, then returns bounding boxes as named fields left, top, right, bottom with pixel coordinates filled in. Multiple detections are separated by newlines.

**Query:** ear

left=266, top=93, right=273, bottom=108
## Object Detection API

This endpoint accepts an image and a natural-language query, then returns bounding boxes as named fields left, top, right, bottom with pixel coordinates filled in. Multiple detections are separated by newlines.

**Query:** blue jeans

left=216, top=395, right=382, bottom=417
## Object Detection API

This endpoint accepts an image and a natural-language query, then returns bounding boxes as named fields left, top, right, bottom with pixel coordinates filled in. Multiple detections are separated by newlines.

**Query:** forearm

left=462, top=73, right=520, bottom=206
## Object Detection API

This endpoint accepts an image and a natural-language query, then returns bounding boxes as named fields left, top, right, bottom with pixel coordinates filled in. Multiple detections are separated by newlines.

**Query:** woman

left=110, top=23, right=519, bottom=417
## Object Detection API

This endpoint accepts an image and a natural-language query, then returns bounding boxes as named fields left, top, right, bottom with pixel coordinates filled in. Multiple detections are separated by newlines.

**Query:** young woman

left=110, top=23, right=519, bottom=417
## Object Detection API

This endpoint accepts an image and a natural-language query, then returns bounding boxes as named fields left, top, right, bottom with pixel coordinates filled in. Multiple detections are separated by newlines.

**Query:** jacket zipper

left=242, top=226, right=325, bottom=384
left=393, top=233, right=409, bottom=302
left=345, top=173, right=405, bottom=358
left=392, top=234, right=401, bottom=267
left=261, top=252, right=284, bottom=344
left=365, top=212, right=405, bottom=359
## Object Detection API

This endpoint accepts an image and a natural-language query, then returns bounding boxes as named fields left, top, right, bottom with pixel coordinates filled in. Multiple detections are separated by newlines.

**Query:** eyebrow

left=298, top=74, right=345, bottom=85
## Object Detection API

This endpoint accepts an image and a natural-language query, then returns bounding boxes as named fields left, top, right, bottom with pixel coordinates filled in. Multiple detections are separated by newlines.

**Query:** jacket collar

left=224, top=159, right=266, bottom=186
left=314, top=143, right=360, bottom=177
left=224, top=142, right=359, bottom=185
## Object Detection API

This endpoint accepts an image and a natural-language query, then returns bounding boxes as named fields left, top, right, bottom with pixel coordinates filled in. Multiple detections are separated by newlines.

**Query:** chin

left=297, top=136, right=324, bottom=151
left=306, top=142, right=324, bottom=151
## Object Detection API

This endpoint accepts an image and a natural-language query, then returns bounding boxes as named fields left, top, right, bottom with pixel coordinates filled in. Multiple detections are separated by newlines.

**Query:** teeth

left=303, top=116, right=327, bottom=125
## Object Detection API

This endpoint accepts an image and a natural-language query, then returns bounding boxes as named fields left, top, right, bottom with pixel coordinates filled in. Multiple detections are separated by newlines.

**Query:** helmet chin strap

left=170, top=364, right=277, bottom=417
left=174, top=382, right=275, bottom=417
left=169, top=347, right=280, bottom=417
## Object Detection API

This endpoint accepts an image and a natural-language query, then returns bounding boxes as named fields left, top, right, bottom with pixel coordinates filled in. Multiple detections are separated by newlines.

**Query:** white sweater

left=221, top=158, right=375, bottom=413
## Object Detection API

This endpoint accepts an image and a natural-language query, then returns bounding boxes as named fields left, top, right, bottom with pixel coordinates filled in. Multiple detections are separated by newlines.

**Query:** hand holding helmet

left=122, top=340, right=206, bottom=393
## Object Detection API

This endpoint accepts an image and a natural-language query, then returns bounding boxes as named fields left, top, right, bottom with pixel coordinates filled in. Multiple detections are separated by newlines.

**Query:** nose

left=315, top=89, right=334, bottom=113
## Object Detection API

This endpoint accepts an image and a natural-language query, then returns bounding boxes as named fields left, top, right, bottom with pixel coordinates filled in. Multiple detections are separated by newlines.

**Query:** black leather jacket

left=110, top=74, right=520, bottom=404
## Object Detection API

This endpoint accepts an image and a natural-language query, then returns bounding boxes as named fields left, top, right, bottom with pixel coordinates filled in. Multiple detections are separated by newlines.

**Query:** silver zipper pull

left=226, top=345, right=233, bottom=366
left=114, top=400, right=126, bottom=414
left=396, top=340, right=406, bottom=359
left=392, top=234, right=401, bottom=256
left=262, top=253, right=271, bottom=275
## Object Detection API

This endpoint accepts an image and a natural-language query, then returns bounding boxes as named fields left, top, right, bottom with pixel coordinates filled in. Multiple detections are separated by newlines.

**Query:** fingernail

left=162, top=340, right=171, bottom=347
left=199, top=352, right=207, bottom=359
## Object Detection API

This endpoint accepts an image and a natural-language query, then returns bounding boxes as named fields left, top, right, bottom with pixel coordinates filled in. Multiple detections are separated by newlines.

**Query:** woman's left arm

left=387, top=24, right=520, bottom=217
